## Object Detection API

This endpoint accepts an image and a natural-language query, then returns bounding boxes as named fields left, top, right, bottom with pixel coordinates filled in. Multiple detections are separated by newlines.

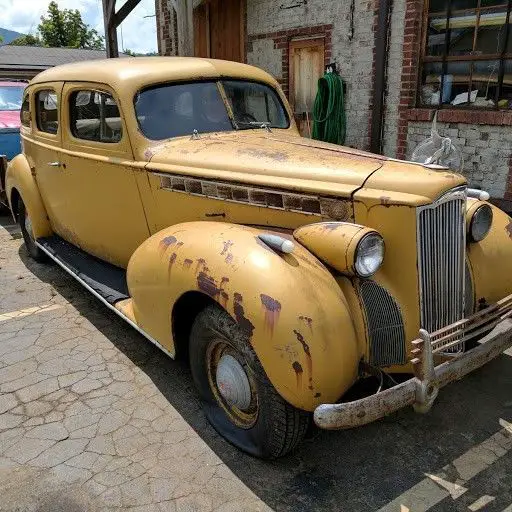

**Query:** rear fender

left=6, top=154, right=52, bottom=238
left=126, top=222, right=361, bottom=411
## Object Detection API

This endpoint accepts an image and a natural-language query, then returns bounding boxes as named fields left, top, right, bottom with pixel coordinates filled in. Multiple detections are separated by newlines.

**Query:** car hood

left=146, top=131, right=386, bottom=197
left=145, top=131, right=466, bottom=202
left=0, top=110, right=21, bottom=129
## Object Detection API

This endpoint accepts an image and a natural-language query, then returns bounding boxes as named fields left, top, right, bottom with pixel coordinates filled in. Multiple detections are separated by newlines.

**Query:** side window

left=36, top=89, right=58, bottom=134
left=70, top=90, right=122, bottom=143
left=21, top=93, right=31, bottom=127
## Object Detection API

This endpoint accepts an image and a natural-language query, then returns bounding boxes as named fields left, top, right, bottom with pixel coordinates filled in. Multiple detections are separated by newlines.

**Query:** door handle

left=47, top=161, right=61, bottom=167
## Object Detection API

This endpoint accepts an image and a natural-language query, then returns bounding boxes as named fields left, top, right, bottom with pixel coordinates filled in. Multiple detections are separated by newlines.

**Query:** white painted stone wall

left=406, top=122, right=512, bottom=198
left=246, top=0, right=375, bottom=149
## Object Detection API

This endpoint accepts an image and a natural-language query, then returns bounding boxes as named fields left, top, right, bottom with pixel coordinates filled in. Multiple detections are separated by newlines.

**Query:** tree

left=37, top=1, right=104, bottom=49
left=10, top=34, right=42, bottom=46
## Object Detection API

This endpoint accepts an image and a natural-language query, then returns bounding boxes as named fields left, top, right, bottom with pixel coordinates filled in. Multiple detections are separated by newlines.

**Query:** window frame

left=21, top=91, right=31, bottom=128
left=69, top=88, right=123, bottom=144
left=419, top=0, right=512, bottom=110
left=35, top=88, right=60, bottom=135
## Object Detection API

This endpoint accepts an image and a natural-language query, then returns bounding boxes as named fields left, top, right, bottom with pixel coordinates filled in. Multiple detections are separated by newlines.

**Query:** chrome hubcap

left=215, top=354, right=252, bottom=410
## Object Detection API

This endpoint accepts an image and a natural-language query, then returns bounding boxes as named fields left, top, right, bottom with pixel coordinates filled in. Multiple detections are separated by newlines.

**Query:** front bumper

left=314, top=294, right=512, bottom=430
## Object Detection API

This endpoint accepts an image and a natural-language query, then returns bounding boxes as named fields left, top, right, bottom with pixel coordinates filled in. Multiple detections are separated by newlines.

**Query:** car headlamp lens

left=355, top=233, right=385, bottom=277
left=469, top=204, right=493, bottom=242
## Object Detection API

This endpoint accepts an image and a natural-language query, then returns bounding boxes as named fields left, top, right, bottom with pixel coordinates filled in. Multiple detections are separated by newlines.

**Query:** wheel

left=189, top=304, right=309, bottom=459
left=18, top=198, right=46, bottom=262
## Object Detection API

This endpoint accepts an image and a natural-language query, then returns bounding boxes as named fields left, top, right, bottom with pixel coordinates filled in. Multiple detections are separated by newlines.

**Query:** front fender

left=6, top=154, right=52, bottom=238
left=127, top=222, right=361, bottom=411
left=467, top=205, right=512, bottom=306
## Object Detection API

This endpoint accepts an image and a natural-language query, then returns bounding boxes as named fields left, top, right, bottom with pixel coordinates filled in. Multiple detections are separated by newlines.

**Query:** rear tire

left=18, top=198, right=46, bottom=262
left=189, top=304, right=309, bottom=459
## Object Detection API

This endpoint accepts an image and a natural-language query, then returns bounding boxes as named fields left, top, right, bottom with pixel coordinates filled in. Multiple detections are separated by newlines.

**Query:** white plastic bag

left=411, top=112, right=463, bottom=172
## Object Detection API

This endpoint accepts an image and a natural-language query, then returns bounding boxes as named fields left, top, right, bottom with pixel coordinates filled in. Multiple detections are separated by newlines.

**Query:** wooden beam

left=113, top=0, right=143, bottom=27
left=102, top=0, right=119, bottom=58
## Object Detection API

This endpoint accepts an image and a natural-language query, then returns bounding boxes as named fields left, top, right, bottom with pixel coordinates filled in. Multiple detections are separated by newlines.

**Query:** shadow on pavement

left=18, top=243, right=512, bottom=512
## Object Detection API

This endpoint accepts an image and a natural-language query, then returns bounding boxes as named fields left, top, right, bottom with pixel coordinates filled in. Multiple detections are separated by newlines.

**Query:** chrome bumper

left=314, top=294, right=512, bottom=430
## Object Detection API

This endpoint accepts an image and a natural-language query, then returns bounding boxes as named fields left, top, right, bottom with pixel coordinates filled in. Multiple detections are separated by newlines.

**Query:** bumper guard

left=314, top=294, right=512, bottom=430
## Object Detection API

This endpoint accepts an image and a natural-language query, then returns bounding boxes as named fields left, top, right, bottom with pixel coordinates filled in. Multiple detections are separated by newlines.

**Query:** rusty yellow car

left=5, top=57, right=512, bottom=459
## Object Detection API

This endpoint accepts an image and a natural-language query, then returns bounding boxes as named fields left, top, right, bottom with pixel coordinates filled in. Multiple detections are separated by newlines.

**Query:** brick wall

left=246, top=0, right=376, bottom=149
left=407, top=122, right=512, bottom=200
left=387, top=0, right=512, bottom=208
left=155, top=0, right=177, bottom=56
left=382, top=0, right=406, bottom=157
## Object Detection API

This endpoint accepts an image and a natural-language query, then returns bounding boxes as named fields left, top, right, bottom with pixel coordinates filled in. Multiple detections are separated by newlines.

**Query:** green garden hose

left=312, top=73, right=346, bottom=145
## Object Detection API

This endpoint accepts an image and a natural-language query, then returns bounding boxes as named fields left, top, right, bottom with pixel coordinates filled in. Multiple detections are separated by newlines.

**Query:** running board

left=36, top=236, right=175, bottom=359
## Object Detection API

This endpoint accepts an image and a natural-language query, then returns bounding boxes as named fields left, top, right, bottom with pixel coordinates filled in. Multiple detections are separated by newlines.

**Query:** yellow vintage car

left=6, top=57, right=512, bottom=459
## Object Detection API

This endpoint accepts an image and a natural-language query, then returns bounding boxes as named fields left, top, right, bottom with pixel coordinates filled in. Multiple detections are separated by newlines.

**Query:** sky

left=0, top=0, right=158, bottom=54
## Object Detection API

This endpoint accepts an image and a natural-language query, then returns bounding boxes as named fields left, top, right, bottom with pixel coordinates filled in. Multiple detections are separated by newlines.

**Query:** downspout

left=370, top=0, right=392, bottom=154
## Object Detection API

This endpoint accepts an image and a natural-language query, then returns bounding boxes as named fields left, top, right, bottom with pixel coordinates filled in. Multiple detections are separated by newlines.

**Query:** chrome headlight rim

left=468, top=204, right=493, bottom=243
left=354, top=232, right=385, bottom=278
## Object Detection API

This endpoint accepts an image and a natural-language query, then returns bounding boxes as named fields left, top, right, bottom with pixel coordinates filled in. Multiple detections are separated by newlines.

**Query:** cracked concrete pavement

left=1, top=213, right=512, bottom=512
left=0, top=216, right=270, bottom=511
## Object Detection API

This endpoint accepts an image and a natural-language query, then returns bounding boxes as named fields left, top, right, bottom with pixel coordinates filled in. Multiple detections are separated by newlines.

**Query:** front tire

left=189, top=304, right=309, bottom=459
left=18, top=198, right=46, bottom=262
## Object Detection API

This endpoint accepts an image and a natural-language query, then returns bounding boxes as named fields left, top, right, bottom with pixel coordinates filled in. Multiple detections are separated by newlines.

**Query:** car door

left=29, top=83, right=69, bottom=234
left=59, top=83, right=150, bottom=268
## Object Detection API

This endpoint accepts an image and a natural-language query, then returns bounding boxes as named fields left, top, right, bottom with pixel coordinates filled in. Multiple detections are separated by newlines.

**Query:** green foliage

left=37, top=1, right=105, bottom=49
left=9, top=34, right=42, bottom=46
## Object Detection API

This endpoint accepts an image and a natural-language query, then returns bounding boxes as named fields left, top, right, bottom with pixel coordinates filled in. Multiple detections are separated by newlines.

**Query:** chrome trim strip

left=35, top=240, right=176, bottom=360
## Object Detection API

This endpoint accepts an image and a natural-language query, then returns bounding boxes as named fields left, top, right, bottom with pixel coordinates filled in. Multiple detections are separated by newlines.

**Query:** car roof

left=28, top=57, right=280, bottom=95
left=0, top=81, right=26, bottom=87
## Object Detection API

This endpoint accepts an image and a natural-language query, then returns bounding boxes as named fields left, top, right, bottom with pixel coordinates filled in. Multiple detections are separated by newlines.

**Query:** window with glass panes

left=420, top=0, right=511, bottom=109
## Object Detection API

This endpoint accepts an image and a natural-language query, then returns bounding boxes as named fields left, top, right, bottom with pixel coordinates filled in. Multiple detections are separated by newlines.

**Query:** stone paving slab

left=0, top=218, right=270, bottom=511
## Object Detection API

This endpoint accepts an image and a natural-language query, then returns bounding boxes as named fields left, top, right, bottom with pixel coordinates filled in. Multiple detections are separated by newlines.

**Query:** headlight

left=355, top=233, right=385, bottom=277
left=468, top=204, right=493, bottom=242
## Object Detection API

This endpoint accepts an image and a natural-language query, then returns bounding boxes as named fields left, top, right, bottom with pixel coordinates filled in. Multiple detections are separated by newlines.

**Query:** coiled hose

left=312, top=73, right=346, bottom=145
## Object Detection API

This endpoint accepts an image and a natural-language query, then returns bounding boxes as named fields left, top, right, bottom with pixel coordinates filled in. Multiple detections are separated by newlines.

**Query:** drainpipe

left=370, top=0, right=392, bottom=155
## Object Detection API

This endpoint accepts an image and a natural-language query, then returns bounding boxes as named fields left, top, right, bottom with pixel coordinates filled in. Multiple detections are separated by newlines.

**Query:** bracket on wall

left=325, top=62, right=337, bottom=74
left=280, top=0, right=307, bottom=10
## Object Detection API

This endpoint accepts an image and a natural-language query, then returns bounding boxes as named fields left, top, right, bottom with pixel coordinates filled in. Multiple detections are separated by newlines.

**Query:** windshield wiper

left=236, top=121, right=273, bottom=133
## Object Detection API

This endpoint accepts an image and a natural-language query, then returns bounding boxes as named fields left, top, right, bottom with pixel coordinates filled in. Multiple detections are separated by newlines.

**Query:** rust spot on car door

left=159, top=235, right=177, bottom=253
left=292, top=361, right=303, bottom=387
left=294, top=329, right=313, bottom=391
left=260, top=294, right=282, bottom=336
left=233, top=293, right=255, bottom=338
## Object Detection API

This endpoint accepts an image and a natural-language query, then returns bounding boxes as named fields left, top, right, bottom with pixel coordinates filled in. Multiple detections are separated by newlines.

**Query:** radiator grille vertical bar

left=417, top=187, right=467, bottom=352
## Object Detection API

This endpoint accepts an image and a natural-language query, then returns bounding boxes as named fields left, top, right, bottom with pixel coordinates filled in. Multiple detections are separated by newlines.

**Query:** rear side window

left=21, top=93, right=30, bottom=127
left=70, top=90, right=122, bottom=143
left=36, top=89, right=58, bottom=134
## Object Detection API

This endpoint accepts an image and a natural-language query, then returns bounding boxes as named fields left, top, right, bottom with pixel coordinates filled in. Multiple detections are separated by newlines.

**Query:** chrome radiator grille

left=417, top=187, right=467, bottom=351
left=360, top=280, right=406, bottom=367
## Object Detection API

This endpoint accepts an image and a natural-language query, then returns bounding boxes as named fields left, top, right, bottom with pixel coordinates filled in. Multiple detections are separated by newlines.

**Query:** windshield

left=134, top=80, right=289, bottom=140
left=0, top=86, right=24, bottom=111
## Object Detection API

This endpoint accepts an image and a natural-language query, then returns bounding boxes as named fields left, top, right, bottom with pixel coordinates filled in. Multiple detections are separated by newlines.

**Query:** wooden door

left=194, top=0, right=244, bottom=62
left=289, top=38, right=325, bottom=138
